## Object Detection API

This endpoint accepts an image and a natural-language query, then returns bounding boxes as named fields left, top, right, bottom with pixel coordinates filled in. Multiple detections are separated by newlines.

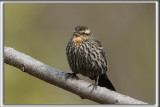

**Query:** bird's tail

left=98, top=74, right=116, bottom=91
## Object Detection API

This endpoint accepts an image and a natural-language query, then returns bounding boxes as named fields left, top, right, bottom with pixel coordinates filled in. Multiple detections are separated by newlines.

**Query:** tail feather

left=98, top=74, right=116, bottom=91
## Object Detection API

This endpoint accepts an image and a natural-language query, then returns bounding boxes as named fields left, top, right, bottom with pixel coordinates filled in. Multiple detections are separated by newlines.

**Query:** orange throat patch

left=73, top=36, right=83, bottom=46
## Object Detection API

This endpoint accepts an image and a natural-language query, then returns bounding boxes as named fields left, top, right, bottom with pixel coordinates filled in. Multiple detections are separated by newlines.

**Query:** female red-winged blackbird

left=66, top=26, right=116, bottom=91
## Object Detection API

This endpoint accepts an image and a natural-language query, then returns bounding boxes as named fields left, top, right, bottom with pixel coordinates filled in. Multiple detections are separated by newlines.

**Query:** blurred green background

left=4, top=3, right=155, bottom=104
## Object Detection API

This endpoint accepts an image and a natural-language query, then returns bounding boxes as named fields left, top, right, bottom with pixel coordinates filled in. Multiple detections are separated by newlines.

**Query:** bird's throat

left=73, top=36, right=84, bottom=46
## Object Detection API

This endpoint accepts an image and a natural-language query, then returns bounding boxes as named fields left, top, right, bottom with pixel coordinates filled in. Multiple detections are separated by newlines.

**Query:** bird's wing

left=92, top=37, right=108, bottom=71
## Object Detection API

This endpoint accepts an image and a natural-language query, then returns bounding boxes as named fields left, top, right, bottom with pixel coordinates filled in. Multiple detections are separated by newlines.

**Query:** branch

left=4, top=46, right=147, bottom=104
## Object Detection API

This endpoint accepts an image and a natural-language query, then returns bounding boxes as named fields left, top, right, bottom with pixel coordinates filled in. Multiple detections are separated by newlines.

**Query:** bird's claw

left=88, top=82, right=98, bottom=93
left=89, top=83, right=98, bottom=90
left=65, top=73, right=79, bottom=80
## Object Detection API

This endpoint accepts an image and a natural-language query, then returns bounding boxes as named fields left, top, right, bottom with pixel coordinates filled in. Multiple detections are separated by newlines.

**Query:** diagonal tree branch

left=4, top=46, right=147, bottom=104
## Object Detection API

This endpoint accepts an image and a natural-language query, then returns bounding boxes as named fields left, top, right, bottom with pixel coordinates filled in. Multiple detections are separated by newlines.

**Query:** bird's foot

left=89, top=83, right=98, bottom=89
left=88, top=82, right=98, bottom=93
left=65, top=73, right=79, bottom=80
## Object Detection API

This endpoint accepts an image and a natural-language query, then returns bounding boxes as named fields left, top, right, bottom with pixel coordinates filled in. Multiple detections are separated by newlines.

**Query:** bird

left=66, top=26, right=116, bottom=91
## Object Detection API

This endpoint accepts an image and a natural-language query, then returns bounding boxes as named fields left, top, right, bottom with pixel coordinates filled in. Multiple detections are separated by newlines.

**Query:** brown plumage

left=66, top=26, right=115, bottom=91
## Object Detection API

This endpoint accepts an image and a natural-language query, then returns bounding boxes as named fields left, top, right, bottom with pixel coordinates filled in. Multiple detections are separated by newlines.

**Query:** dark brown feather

left=66, top=26, right=115, bottom=91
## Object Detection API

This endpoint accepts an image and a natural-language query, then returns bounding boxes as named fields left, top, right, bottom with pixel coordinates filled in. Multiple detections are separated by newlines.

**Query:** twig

left=4, top=46, right=147, bottom=104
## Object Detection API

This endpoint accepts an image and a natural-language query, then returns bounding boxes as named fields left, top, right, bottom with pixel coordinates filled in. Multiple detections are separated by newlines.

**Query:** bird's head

left=73, top=26, right=91, bottom=37
left=72, top=26, right=91, bottom=45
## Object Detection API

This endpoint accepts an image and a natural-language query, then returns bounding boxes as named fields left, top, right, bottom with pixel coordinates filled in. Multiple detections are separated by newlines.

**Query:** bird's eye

left=74, top=29, right=78, bottom=32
